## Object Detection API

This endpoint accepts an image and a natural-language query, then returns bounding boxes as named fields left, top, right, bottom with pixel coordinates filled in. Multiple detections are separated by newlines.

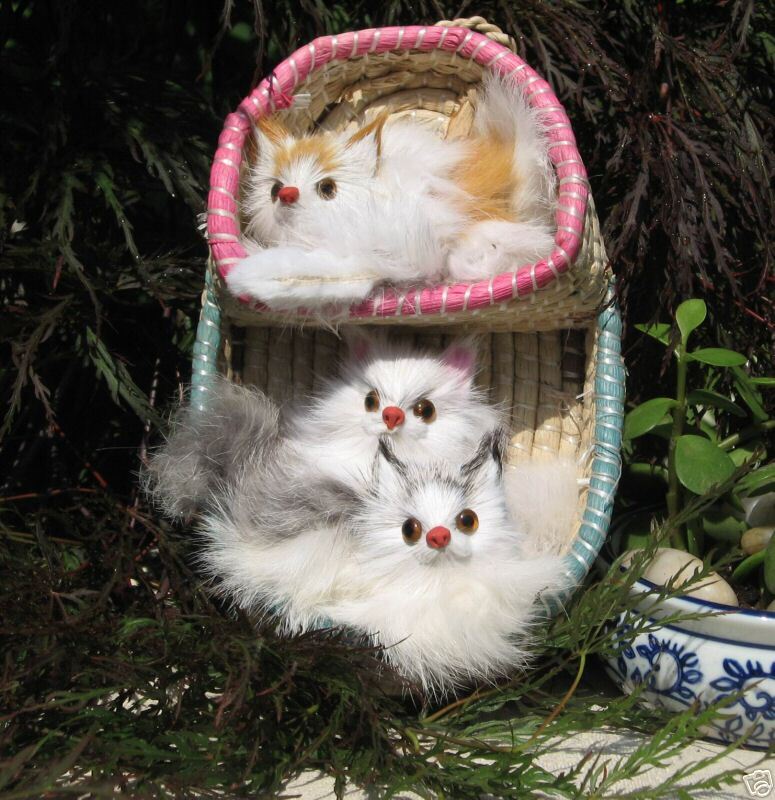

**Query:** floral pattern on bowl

left=605, top=578, right=775, bottom=750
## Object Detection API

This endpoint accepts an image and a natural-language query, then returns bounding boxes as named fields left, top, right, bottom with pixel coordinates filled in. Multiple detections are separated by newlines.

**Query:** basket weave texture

left=195, top=18, right=625, bottom=614
left=206, top=21, right=608, bottom=327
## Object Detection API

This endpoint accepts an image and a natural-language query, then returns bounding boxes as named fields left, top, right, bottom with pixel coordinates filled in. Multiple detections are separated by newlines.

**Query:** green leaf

left=688, top=348, right=747, bottom=367
left=623, top=398, right=677, bottom=440
left=731, top=366, right=769, bottom=422
left=644, top=422, right=678, bottom=441
left=675, top=435, right=736, bottom=495
left=730, top=550, right=765, bottom=583
left=729, top=440, right=765, bottom=467
left=736, top=464, right=775, bottom=497
left=635, top=322, right=671, bottom=346
left=687, top=390, right=746, bottom=418
left=764, top=533, right=775, bottom=593
left=676, top=299, right=706, bottom=343
left=700, top=507, right=745, bottom=543
left=87, top=328, right=164, bottom=429
left=751, top=377, right=775, bottom=387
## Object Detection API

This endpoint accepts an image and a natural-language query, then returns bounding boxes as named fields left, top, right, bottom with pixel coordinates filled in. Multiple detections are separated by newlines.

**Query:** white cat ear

left=461, top=428, right=505, bottom=484
left=251, top=116, right=289, bottom=162
left=373, top=437, right=408, bottom=493
left=344, top=113, right=388, bottom=176
left=440, top=337, right=480, bottom=383
left=342, top=328, right=376, bottom=364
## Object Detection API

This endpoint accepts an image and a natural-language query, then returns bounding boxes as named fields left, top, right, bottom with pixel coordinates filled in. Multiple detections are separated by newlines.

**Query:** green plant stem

left=718, top=419, right=775, bottom=451
left=730, top=550, right=765, bottom=583
left=526, top=651, right=587, bottom=745
left=667, top=347, right=689, bottom=550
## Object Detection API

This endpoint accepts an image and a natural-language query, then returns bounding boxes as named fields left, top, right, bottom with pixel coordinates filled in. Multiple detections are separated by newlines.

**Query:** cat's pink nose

left=426, top=526, right=451, bottom=550
left=278, top=186, right=299, bottom=205
left=382, top=406, right=405, bottom=431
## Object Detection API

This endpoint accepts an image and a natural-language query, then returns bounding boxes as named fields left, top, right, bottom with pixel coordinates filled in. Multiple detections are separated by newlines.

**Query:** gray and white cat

left=143, top=334, right=577, bottom=692
left=197, top=429, right=564, bottom=693
left=144, top=332, right=503, bottom=523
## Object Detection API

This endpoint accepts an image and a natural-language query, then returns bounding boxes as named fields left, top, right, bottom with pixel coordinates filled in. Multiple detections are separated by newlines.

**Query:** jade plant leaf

left=623, top=398, right=677, bottom=440
left=687, top=389, right=746, bottom=417
left=689, top=348, right=748, bottom=366
left=729, top=441, right=765, bottom=467
left=676, top=299, right=707, bottom=343
left=675, top=435, right=736, bottom=495
left=700, top=507, right=746, bottom=543
left=736, top=466, right=775, bottom=498
left=634, top=322, right=671, bottom=346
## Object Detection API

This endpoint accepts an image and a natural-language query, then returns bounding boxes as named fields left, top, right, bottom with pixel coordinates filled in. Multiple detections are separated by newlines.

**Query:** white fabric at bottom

left=284, top=730, right=770, bottom=799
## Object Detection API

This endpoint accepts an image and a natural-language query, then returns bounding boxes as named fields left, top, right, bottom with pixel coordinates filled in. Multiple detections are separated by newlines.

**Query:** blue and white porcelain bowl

left=605, top=578, right=775, bottom=750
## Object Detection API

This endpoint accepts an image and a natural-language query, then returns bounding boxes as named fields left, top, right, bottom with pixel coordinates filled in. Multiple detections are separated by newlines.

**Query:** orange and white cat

left=228, top=74, right=556, bottom=309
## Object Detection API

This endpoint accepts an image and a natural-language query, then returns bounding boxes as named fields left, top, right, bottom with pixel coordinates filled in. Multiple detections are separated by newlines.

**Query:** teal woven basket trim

left=544, top=285, right=625, bottom=617
left=191, top=265, right=222, bottom=413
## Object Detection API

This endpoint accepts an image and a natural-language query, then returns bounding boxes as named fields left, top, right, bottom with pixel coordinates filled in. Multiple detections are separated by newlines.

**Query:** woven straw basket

left=198, top=17, right=625, bottom=614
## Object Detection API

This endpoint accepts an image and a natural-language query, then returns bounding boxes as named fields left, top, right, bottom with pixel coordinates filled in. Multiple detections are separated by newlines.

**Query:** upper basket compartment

left=207, top=19, right=609, bottom=330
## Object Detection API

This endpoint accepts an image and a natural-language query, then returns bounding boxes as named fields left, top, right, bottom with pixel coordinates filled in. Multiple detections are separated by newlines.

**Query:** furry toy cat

left=226, top=73, right=556, bottom=309
left=324, top=434, right=565, bottom=693
left=197, top=429, right=565, bottom=694
left=144, top=333, right=503, bottom=521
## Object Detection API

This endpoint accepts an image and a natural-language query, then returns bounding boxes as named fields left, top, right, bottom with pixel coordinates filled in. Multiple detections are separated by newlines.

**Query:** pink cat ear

left=343, top=329, right=373, bottom=363
left=441, top=339, right=478, bottom=380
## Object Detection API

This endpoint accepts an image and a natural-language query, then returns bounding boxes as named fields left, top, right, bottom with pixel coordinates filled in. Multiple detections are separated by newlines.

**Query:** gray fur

left=142, top=377, right=281, bottom=520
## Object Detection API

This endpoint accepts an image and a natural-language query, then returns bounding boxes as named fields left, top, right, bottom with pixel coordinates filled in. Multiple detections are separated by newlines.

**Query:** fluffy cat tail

left=475, top=73, right=556, bottom=226
left=504, top=459, right=581, bottom=558
left=142, top=377, right=281, bottom=520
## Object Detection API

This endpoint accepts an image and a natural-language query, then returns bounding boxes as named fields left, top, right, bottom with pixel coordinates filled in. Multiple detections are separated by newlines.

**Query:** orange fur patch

left=256, top=116, right=290, bottom=145
left=347, top=111, right=389, bottom=163
left=456, top=136, right=519, bottom=222
left=274, top=135, right=341, bottom=175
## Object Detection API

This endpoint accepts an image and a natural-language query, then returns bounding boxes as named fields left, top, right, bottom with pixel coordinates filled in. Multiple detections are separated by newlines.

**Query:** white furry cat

left=144, top=333, right=502, bottom=521
left=199, top=429, right=565, bottom=694
left=226, top=74, right=556, bottom=309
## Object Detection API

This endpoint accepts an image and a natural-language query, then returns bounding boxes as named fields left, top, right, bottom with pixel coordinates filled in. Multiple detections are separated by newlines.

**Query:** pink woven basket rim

left=206, top=25, right=590, bottom=319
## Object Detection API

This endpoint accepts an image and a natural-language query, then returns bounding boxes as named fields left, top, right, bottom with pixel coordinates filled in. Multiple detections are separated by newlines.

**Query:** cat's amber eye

left=270, top=182, right=282, bottom=201
left=413, top=398, right=436, bottom=423
left=364, top=389, right=380, bottom=412
left=402, top=517, right=423, bottom=543
left=455, top=509, right=479, bottom=534
left=317, top=178, right=337, bottom=200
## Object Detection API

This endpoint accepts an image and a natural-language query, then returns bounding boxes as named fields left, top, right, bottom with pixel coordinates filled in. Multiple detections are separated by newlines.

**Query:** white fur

left=504, top=460, right=581, bottom=557
left=198, top=432, right=566, bottom=694
left=472, top=73, right=556, bottom=225
left=324, top=444, right=564, bottom=694
left=283, top=332, right=504, bottom=492
left=446, top=76, right=557, bottom=281
left=229, top=74, right=556, bottom=309
left=198, top=471, right=358, bottom=634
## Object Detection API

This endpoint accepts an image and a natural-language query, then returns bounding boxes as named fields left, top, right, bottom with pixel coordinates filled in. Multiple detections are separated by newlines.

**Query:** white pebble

left=742, top=492, right=775, bottom=527
left=627, top=547, right=739, bottom=607
left=741, top=526, right=774, bottom=556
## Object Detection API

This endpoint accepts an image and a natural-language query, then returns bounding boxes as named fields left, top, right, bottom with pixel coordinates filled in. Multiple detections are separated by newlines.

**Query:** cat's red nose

left=382, top=406, right=405, bottom=431
left=278, top=186, right=300, bottom=205
left=426, top=526, right=451, bottom=550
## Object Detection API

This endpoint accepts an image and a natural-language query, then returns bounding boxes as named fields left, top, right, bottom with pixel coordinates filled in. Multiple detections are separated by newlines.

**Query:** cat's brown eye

left=270, top=181, right=282, bottom=201
left=364, top=389, right=380, bottom=412
left=402, top=517, right=423, bottom=543
left=413, top=398, right=436, bottom=423
left=317, top=178, right=337, bottom=200
left=456, top=509, right=479, bottom=534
